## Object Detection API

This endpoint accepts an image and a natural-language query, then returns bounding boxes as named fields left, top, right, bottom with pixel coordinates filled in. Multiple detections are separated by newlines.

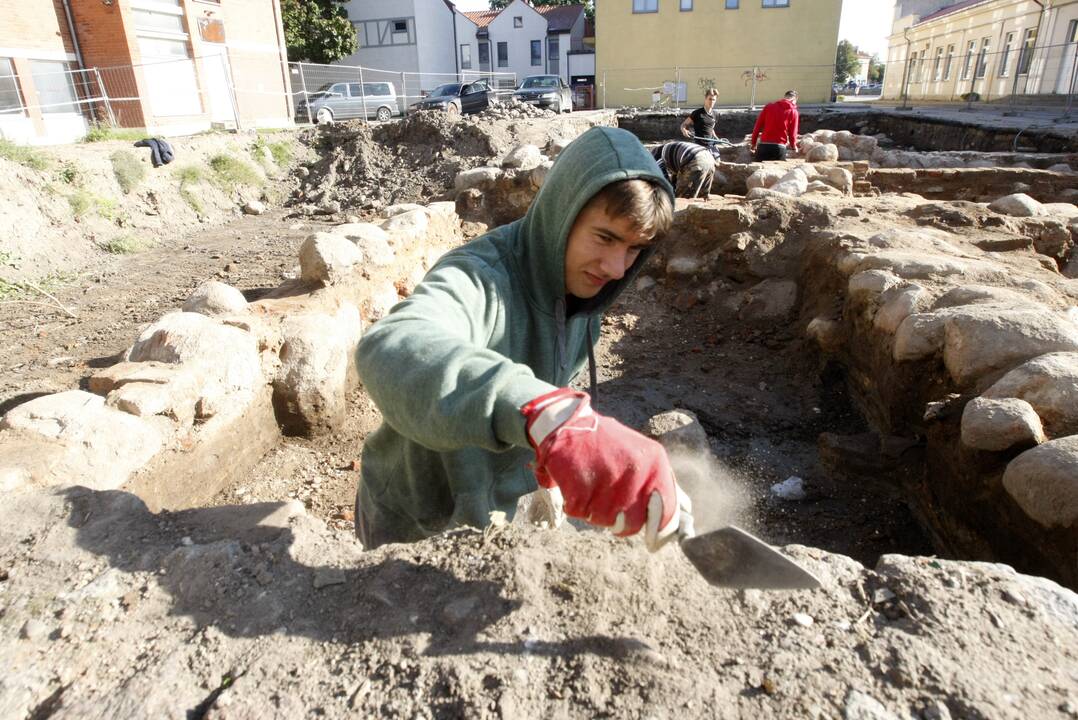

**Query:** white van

left=297, top=81, right=400, bottom=124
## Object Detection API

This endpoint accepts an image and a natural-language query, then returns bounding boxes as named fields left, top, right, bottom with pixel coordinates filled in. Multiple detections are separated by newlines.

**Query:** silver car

left=296, top=81, right=400, bottom=124
left=513, top=75, right=572, bottom=113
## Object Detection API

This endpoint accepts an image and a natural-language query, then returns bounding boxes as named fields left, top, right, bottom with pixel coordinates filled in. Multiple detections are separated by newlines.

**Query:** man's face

left=564, top=201, right=653, bottom=299
left=704, top=92, right=718, bottom=110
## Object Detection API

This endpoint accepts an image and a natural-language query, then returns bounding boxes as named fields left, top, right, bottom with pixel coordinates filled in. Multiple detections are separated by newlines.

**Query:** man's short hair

left=784, top=90, right=798, bottom=99
left=587, top=178, right=674, bottom=241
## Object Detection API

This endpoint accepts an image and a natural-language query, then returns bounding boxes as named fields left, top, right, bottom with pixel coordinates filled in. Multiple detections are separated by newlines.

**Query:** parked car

left=408, top=80, right=497, bottom=119
left=296, top=81, right=400, bottom=124
left=513, top=75, right=573, bottom=113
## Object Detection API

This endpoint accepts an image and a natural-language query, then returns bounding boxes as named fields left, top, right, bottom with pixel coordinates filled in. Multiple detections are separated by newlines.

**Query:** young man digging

left=355, top=126, right=691, bottom=552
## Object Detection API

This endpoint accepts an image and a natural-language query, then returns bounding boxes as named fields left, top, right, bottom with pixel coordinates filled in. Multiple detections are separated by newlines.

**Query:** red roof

left=463, top=9, right=499, bottom=28
left=914, top=0, right=992, bottom=26
left=462, top=3, right=585, bottom=32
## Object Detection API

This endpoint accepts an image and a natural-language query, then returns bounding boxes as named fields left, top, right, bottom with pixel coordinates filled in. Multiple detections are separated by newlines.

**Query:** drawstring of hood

left=554, top=297, right=568, bottom=372
left=586, top=321, right=598, bottom=406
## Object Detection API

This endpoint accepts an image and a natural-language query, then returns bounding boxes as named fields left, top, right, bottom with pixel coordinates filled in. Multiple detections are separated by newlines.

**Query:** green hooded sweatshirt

left=355, top=126, right=674, bottom=548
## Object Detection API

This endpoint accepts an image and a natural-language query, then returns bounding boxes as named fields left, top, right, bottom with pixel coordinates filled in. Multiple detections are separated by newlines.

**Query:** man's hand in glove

left=522, top=388, right=692, bottom=551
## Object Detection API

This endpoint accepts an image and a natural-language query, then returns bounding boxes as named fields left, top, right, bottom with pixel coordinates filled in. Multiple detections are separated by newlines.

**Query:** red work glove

left=521, top=388, right=690, bottom=551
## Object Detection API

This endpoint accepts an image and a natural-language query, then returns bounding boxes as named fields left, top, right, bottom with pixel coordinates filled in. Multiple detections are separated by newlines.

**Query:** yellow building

left=884, top=0, right=1078, bottom=102
left=595, top=0, right=842, bottom=108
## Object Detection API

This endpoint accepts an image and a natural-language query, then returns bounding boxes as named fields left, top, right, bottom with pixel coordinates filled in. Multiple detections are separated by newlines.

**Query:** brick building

left=0, top=0, right=293, bottom=145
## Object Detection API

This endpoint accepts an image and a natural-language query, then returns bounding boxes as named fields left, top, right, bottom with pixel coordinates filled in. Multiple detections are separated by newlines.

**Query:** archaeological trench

left=1, top=105, right=1077, bottom=719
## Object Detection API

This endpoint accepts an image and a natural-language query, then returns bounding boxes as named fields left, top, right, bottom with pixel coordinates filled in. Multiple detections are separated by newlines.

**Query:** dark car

left=513, top=75, right=572, bottom=113
left=408, top=80, right=496, bottom=119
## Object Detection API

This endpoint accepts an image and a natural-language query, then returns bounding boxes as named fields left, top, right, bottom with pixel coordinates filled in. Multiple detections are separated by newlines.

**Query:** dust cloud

left=668, top=446, right=755, bottom=535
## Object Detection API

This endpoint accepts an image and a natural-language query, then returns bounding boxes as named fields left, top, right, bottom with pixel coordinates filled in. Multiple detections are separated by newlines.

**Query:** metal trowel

left=676, top=513, right=821, bottom=590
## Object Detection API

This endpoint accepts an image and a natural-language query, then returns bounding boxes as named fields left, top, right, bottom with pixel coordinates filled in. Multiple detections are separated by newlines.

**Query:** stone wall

left=0, top=202, right=465, bottom=511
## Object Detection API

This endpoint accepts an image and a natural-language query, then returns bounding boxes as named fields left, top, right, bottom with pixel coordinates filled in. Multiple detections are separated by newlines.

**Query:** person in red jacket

left=750, top=90, right=800, bottom=162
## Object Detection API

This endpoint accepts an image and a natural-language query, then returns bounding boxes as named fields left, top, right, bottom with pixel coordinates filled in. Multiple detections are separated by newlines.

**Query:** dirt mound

left=3, top=485, right=1076, bottom=718
left=295, top=113, right=502, bottom=214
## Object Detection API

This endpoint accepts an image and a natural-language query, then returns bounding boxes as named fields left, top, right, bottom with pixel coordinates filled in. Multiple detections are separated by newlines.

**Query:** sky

left=450, top=0, right=896, bottom=57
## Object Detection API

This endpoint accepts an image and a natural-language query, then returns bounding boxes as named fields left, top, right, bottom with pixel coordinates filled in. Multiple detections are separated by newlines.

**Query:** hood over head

left=513, top=126, right=674, bottom=316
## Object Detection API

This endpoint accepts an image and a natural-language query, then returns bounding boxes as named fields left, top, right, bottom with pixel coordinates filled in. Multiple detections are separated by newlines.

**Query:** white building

left=463, top=1, right=586, bottom=87
left=340, top=0, right=587, bottom=96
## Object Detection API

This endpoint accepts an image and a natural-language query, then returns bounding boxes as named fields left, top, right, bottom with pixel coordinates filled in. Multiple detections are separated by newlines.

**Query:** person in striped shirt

left=650, top=141, right=716, bottom=199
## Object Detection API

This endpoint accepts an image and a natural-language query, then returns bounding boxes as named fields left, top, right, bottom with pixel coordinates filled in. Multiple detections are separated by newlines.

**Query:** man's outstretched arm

left=357, top=259, right=554, bottom=454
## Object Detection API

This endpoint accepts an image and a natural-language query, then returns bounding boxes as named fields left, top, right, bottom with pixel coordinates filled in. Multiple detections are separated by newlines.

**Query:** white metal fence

left=0, top=53, right=520, bottom=144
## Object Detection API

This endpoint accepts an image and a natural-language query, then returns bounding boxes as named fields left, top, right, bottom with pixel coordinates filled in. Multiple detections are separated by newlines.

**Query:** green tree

left=488, top=0, right=594, bottom=22
left=834, top=39, right=861, bottom=84
left=868, top=55, right=885, bottom=84
left=281, top=0, right=357, bottom=64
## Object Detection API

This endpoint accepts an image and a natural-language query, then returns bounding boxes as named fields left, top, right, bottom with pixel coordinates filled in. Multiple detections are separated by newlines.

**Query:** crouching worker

left=651, top=141, right=716, bottom=199
left=355, top=126, right=691, bottom=552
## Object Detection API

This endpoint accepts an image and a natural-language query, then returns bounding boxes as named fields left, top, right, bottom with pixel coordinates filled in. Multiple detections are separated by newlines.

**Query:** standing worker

left=354, top=126, right=692, bottom=552
left=680, top=88, right=720, bottom=147
left=651, top=141, right=716, bottom=199
left=750, top=90, right=800, bottom=161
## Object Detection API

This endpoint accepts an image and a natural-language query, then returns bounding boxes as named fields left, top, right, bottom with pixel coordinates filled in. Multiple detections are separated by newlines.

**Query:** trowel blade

left=680, top=525, right=822, bottom=590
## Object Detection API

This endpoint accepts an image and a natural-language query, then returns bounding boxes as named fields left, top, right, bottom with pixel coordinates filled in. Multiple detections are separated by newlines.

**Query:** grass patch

left=0, top=138, right=49, bottom=171
left=57, top=161, right=82, bottom=185
left=0, top=271, right=79, bottom=301
left=98, top=234, right=152, bottom=255
left=268, top=141, right=293, bottom=167
left=110, top=150, right=145, bottom=194
left=83, top=125, right=146, bottom=143
left=174, top=164, right=207, bottom=215
left=208, top=153, right=262, bottom=191
left=68, top=191, right=93, bottom=219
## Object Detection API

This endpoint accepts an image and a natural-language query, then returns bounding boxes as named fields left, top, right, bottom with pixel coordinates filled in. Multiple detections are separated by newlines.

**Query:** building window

left=932, top=46, right=944, bottom=81
left=548, top=35, right=560, bottom=75
left=632, top=0, right=658, bottom=13
left=478, top=42, right=490, bottom=67
left=961, top=40, right=975, bottom=79
left=0, top=58, right=23, bottom=114
left=497, top=41, right=508, bottom=68
left=681, top=0, right=693, bottom=9
left=132, top=7, right=186, bottom=34
left=355, top=18, right=415, bottom=47
left=29, top=60, right=79, bottom=114
left=514, top=16, right=523, bottom=28
left=974, top=38, right=990, bottom=78
left=531, top=40, right=541, bottom=66
left=999, top=32, right=1014, bottom=77
left=943, top=44, right=954, bottom=80
left=1017, top=28, right=1037, bottom=75
left=1068, top=19, right=1077, bottom=44
left=762, top=0, right=789, bottom=6
left=461, top=44, right=472, bottom=69
left=726, top=0, right=739, bottom=6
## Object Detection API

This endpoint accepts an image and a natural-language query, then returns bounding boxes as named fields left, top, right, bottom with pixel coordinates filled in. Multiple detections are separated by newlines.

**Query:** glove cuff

left=521, top=387, right=589, bottom=451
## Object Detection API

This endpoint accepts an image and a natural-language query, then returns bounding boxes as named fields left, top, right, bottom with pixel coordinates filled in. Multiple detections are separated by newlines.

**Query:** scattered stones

left=983, top=352, right=1078, bottom=438
left=806, top=143, right=839, bottom=163
left=299, top=232, right=364, bottom=285
left=960, top=397, right=1045, bottom=452
left=791, top=612, right=814, bottom=627
left=844, top=689, right=901, bottom=720
left=989, top=193, right=1045, bottom=217
left=501, top=144, right=543, bottom=171
left=740, top=278, right=798, bottom=319
left=455, top=166, right=502, bottom=193
left=273, top=307, right=363, bottom=435
left=1002, top=435, right=1078, bottom=528
left=242, top=200, right=266, bottom=216
left=19, top=619, right=48, bottom=641
left=181, top=281, right=248, bottom=316
left=646, top=409, right=709, bottom=454
left=330, top=223, right=396, bottom=266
